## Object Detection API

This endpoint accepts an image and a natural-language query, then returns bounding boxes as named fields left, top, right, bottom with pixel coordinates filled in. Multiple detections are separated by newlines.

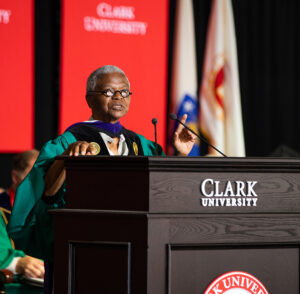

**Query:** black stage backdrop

left=1, top=0, right=300, bottom=187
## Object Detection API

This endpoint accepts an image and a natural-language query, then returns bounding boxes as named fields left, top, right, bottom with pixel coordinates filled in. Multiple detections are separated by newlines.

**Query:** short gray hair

left=86, top=65, right=130, bottom=93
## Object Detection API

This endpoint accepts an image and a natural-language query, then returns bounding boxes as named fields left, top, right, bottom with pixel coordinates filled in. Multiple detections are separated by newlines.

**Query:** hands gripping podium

left=51, top=156, right=300, bottom=293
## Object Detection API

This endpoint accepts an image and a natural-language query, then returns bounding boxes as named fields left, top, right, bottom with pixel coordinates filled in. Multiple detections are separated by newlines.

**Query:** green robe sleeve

left=1, top=216, right=44, bottom=294
left=7, top=131, right=77, bottom=259
left=136, top=134, right=165, bottom=156
left=0, top=214, right=25, bottom=269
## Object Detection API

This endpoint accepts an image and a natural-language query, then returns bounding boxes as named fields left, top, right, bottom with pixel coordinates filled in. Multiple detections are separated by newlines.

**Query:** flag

left=168, top=0, right=200, bottom=156
left=199, top=0, right=245, bottom=156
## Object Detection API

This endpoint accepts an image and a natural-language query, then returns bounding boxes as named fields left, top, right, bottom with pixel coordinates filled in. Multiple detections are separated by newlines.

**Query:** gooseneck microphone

left=151, top=118, right=158, bottom=155
left=169, top=113, right=227, bottom=157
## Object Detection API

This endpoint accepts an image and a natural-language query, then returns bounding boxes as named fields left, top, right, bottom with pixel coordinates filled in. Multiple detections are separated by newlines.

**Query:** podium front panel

left=69, top=241, right=131, bottom=294
left=168, top=245, right=298, bottom=294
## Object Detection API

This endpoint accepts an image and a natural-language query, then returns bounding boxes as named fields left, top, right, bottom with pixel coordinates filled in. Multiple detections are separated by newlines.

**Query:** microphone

left=151, top=118, right=158, bottom=155
left=169, top=113, right=227, bottom=157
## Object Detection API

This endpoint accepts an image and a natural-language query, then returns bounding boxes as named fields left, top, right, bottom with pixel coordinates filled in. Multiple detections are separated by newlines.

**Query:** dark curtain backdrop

left=1, top=0, right=300, bottom=187
left=233, top=0, right=300, bottom=156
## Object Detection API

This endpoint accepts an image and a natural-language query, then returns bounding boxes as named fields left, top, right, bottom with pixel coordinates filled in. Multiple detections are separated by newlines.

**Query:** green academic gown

left=8, top=128, right=164, bottom=261
left=0, top=213, right=25, bottom=270
left=0, top=211, right=43, bottom=294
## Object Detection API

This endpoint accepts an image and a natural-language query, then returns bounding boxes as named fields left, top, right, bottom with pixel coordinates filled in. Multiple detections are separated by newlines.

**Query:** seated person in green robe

left=8, top=65, right=196, bottom=262
left=0, top=213, right=44, bottom=293
left=0, top=149, right=44, bottom=293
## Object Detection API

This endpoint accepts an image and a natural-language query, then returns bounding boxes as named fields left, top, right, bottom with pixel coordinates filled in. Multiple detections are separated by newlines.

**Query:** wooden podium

left=51, top=156, right=300, bottom=293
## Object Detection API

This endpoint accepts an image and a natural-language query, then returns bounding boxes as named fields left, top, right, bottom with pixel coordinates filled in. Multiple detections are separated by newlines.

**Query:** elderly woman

left=8, top=65, right=196, bottom=262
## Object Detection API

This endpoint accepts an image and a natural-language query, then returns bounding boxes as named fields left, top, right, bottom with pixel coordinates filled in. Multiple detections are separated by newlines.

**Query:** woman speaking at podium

left=8, top=65, right=196, bottom=263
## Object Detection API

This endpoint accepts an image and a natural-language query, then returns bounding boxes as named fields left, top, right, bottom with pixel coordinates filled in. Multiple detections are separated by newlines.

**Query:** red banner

left=0, top=1, right=34, bottom=152
left=60, top=0, right=169, bottom=148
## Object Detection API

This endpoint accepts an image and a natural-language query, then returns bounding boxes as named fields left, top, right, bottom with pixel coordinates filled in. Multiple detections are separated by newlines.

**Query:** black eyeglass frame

left=87, top=89, right=133, bottom=98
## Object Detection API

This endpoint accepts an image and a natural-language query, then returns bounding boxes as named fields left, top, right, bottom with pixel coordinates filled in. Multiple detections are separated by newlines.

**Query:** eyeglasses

left=87, top=88, right=132, bottom=98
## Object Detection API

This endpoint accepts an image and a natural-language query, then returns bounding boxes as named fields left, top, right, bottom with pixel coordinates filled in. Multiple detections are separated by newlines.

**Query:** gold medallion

left=90, top=142, right=101, bottom=155
left=133, top=142, right=138, bottom=155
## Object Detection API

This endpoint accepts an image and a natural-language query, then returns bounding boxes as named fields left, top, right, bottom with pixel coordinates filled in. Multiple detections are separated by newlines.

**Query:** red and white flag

left=199, top=0, right=245, bottom=156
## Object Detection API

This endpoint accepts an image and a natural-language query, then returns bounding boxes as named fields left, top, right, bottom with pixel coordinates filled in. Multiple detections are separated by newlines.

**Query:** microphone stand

left=152, top=118, right=158, bottom=156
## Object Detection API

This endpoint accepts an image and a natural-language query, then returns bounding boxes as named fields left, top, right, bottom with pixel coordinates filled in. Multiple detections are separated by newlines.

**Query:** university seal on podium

left=204, top=271, right=268, bottom=294
left=90, top=142, right=101, bottom=155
